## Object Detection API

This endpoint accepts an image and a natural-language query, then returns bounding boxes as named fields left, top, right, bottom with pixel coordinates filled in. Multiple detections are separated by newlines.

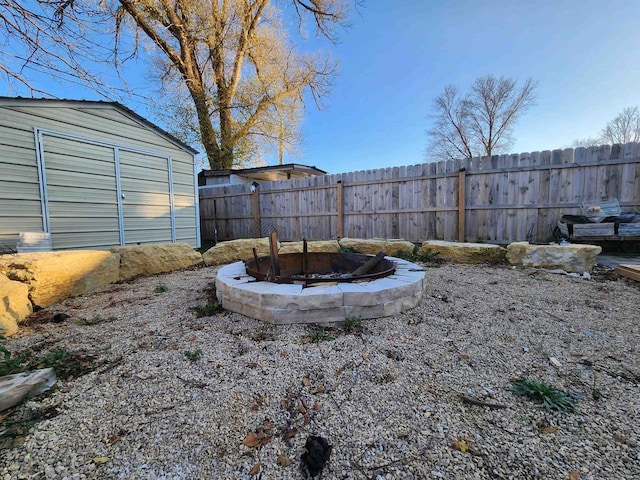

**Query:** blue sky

left=3, top=1, right=640, bottom=174
left=297, top=0, right=640, bottom=173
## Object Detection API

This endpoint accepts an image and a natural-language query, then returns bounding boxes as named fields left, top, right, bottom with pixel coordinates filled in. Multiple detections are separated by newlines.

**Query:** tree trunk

left=218, top=94, right=235, bottom=169
left=189, top=86, right=221, bottom=169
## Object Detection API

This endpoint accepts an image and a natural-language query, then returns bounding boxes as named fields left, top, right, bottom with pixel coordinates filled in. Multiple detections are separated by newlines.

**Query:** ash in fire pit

left=215, top=235, right=426, bottom=325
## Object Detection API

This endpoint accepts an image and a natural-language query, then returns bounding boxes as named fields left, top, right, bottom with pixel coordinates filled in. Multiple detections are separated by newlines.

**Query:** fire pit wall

left=215, top=257, right=425, bottom=324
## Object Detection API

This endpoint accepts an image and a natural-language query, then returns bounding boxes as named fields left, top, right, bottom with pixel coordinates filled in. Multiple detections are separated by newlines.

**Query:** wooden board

left=616, top=265, right=640, bottom=282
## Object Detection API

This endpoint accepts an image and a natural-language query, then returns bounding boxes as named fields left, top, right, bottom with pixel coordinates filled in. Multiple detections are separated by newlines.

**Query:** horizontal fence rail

left=199, top=143, right=640, bottom=244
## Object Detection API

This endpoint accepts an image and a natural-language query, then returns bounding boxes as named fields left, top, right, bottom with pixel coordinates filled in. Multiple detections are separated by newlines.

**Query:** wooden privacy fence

left=199, top=143, right=640, bottom=244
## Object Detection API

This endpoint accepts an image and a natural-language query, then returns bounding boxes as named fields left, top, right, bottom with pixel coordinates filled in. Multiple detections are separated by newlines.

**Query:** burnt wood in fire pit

left=244, top=251, right=396, bottom=285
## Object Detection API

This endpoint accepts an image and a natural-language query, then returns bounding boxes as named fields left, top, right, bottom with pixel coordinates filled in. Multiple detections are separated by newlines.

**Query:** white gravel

left=1, top=262, right=639, bottom=480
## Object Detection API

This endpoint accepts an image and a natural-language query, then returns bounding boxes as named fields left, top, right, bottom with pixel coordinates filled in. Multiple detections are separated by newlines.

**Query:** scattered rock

left=0, top=368, right=56, bottom=412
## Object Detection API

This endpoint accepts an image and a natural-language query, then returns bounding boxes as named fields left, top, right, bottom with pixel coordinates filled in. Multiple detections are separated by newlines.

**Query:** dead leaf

left=569, top=470, right=580, bottom=480
left=251, top=402, right=259, bottom=411
left=301, top=377, right=310, bottom=386
left=216, top=363, right=223, bottom=368
left=313, top=401, right=322, bottom=410
left=277, top=455, right=292, bottom=467
left=249, top=462, right=260, bottom=475
left=542, top=427, right=558, bottom=434
left=108, top=429, right=127, bottom=445
left=363, top=352, right=369, bottom=360
left=458, top=353, right=470, bottom=360
left=451, top=438, right=471, bottom=453
left=298, top=404, right=307, bottom=414
left=280, top=350, right=289, bottom=357
left=247, top=362, right=262, bottom=369
left=242, top=432, right=262, bottom=448
left=262, top=419, right=274, bottom=430
left=169, top=346, right=179, bottom=351
left=311, top=385, right=326, bottom=394
left=92, top=457, right=110, bottom=465
left=283, top=427, right=297, bottom=440
left=191, top=324, right=205, bottom=330
left=187, top=336, right=196, bottom=342
left=334, top=368, right=343, bottom=378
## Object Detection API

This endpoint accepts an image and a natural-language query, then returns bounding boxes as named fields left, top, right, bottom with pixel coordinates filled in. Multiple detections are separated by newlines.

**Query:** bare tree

left=427, top=75, right=536, bottom=161
left=0, top=1, right=138, bottom=99
left=570, top=137, right=602, bottom=148
left=600, top=106, right=640, bottom=144
left=1, top=0, right=350, bottom=169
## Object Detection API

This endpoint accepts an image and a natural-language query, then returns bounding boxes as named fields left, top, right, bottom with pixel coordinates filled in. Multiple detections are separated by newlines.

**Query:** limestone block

left=111, top=243, right=203, bottom=281
left=0, top=367, right=56, bottom=412
left=420, top=240, right=506, bottom=264
left=0, top=251, right=120, bottom=308
left=272, top=307, right=346, bottom=325
left=279, top=240, right=341, bottom=254
left=506, top=242, right=602, bottom=273
left=0, top=273, right=32, bottom=336
left=338, top=238, right=416, bottom=256
left=203, top=238, right=277, bottom=265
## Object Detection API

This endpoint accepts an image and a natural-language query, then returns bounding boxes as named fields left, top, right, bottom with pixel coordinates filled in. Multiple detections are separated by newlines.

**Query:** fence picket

left=199, top=143, right=640, bottom=244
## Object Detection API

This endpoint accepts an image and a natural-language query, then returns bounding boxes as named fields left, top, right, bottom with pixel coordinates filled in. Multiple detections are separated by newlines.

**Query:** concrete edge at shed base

left=215, top=257, right=426, bottom=324
left=506, top=241, right=602, bottom=273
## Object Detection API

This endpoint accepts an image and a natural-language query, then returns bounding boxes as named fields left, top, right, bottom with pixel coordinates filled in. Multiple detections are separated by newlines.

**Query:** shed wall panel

left=0, top=101, right=199, bottom=249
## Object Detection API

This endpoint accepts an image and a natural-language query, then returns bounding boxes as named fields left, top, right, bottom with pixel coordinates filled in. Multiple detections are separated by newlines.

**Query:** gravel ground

left=1, top=262, right=639, bottom=480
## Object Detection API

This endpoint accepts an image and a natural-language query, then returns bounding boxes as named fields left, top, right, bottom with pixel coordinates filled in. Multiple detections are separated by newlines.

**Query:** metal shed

left=0, top=97, right=200, bottom=251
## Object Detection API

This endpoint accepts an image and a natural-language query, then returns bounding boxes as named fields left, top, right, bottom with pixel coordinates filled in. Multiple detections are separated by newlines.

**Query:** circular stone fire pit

left=215, top=253, right=425, bottom=324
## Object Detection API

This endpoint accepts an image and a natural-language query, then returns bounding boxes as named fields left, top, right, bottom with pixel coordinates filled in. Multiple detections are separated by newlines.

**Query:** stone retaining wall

left=0, top=243, right=203, bottom=336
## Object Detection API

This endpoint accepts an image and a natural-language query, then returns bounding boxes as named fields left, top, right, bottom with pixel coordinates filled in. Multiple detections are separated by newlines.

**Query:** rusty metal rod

left=350, top=251, right=386, bottom=276
left=252, top=247, right=260, bottom=272
left=302, top=238, right=309, bottom=277
left=269, top=231, right=280, bottom=277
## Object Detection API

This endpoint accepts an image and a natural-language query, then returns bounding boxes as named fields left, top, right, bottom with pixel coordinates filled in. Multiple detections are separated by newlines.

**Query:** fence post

left=458, top=168, right=466, bottom=242
left=252, top=185, right=261, bottom=237
left=337, top=180, right=344, bottom=238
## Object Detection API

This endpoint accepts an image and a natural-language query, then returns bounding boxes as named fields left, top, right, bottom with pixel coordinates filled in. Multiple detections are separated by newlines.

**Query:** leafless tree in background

left=600, top=106, right=640, bottom=144
left=427, top=75, right=536, bottom=161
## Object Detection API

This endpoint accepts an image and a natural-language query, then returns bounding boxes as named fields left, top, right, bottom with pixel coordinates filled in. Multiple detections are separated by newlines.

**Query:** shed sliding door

left=42, top=136, right=121, bottom=249
left=119, top=150, right=174, bottom=245
left=38, top=131, right=175, bottom=249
